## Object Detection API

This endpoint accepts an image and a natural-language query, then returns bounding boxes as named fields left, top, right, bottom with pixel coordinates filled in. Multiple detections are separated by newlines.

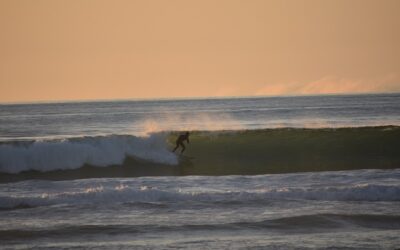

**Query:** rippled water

left=1, top=169, right=399, bottom=249
left=1, top=94, right=399, bottom=140
left=1, top=94, right=400, bottom=249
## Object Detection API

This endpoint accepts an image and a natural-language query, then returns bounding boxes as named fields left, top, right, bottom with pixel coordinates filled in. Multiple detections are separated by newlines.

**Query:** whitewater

left=1, top=94, right=400, bottom=249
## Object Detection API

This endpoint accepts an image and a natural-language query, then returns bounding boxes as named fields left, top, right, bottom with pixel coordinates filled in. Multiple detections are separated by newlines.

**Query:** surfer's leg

left=173, top=142, right=179, bottom=152
left=180, top=143, right=186, bottom=153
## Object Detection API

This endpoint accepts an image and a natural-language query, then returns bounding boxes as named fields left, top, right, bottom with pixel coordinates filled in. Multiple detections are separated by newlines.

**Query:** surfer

left=173, top=132, right=190, bottom=154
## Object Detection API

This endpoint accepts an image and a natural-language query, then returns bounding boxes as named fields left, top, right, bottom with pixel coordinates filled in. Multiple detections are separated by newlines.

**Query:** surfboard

left=179, top=155, right=195, bottom=161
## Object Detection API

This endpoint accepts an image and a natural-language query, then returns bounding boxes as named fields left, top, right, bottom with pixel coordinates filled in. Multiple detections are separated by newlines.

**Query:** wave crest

left=1, top=183, right=399, bottom=210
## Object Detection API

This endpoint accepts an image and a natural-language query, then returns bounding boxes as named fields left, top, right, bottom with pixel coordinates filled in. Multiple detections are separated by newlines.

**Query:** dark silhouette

left=173, top=132, right=190, bottom=154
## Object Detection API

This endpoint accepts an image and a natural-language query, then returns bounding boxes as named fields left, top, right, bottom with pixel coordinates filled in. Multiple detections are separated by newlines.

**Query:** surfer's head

left=185, top=131, right=190, bottom=136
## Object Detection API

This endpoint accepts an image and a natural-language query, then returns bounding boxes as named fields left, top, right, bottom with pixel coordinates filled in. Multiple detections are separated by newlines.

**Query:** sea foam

left=1, top=182, right=399, bottom=210
left=0, top=134, right=178, bottom=174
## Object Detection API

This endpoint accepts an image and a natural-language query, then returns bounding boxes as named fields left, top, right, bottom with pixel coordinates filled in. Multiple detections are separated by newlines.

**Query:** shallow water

left=0, top=169, right=399, bottom=249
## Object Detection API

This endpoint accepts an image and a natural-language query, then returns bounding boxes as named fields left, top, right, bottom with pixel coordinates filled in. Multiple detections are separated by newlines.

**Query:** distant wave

left=0, top=126, right=399, bottom=181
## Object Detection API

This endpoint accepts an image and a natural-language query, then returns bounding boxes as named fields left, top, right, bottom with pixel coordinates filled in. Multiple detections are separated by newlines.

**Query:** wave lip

left=0, top=134, right=178, bottom=174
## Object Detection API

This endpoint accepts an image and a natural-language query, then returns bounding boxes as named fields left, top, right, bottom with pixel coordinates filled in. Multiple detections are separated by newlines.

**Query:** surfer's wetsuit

left=173, top=132, right=190, bottom=153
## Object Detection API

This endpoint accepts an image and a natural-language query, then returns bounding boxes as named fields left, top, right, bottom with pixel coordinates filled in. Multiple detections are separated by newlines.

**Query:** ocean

left=0, top=93, right=400, bottom=249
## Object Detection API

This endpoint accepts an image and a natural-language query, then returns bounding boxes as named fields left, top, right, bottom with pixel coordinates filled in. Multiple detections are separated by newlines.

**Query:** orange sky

left=1, top=0, right=399, bottom=103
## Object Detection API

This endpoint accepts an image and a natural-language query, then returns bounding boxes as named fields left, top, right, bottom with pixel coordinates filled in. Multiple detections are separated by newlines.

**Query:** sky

left=0, top=0, right=399, bottom=103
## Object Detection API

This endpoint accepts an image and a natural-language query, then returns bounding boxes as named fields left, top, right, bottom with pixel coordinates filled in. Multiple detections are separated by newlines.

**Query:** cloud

left=256, top=74, right=400, bottom=96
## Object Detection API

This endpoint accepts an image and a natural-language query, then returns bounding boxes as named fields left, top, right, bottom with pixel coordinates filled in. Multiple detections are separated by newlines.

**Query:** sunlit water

left=0, top=94, right=400, bottom=249
left=1, top=94, right=399, bottom=140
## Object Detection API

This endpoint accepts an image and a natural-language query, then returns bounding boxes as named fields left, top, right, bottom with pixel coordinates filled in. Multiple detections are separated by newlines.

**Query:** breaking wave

left=0, top=134, right=178, bottom=174
left=0, top=126, right=399, bottom=181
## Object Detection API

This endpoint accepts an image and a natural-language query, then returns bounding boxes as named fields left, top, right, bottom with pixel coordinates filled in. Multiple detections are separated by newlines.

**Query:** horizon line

left=1, top=91, right=399, bottom=105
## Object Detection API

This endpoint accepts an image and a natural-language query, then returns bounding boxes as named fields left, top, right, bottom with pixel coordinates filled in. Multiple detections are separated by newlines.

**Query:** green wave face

left=171, top=126, right=400, bottom=175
